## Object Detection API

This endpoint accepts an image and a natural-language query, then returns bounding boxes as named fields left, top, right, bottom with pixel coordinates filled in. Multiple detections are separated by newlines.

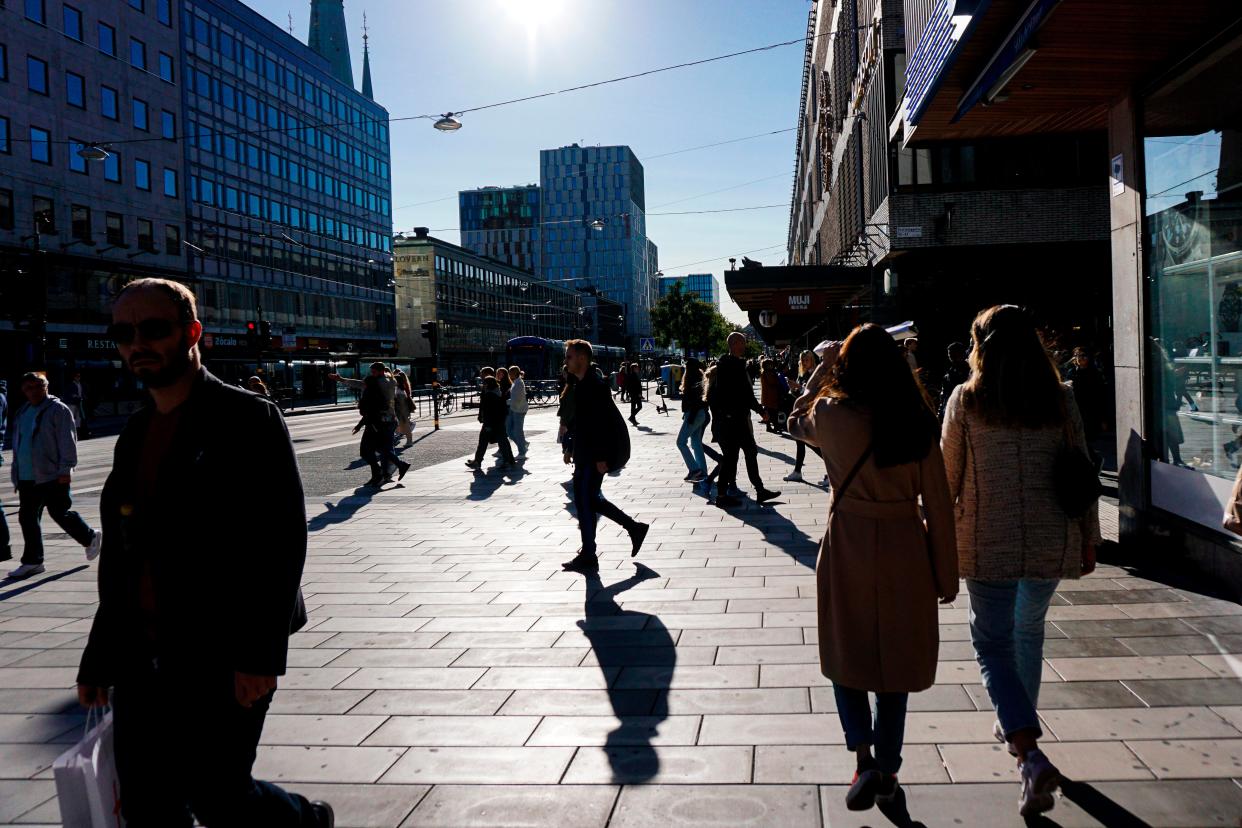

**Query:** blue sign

left=640, top=338, right=656, bottom=352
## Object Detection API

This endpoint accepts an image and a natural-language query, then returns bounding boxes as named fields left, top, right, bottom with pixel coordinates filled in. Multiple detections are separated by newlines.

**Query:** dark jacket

left=571, top=368, right=629, bottom=469
left=78, top=370, right=307, bottom=685
left=710, top=353, right=764, bottom=438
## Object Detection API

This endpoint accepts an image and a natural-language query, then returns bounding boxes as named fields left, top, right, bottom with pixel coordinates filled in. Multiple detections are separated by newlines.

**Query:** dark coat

left=571, top=369, right=629, bottom=469
left=78, top=370, right=307, bottom=685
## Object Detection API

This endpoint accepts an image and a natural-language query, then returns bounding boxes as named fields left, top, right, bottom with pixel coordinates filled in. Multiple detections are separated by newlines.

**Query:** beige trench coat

left=791, top=398, right=959, bottom=693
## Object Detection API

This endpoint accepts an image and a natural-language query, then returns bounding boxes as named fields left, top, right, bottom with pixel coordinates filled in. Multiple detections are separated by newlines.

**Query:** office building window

left=134, top=158, right=150, bottom=190
left=132, top=98, right=148, bottom=130
left=66, top=71, right=84, bottom=107
left=68, top=139, right=87, bottom=174
left=129, top=38, right=146, bottom=70
left=161, top=110, right=174, bottom=139
left=0, top=116, right=8, bottom=153
left=98, top=23, right=116, bottom=56
left=101, top=85, right=118, bottom=119
left=71, top=204, right=91, bottom=240
left=25, top=0, right=45, bottom=24
left=157, top=0, right=171, bottom=25
left=137, top=218, right=154, bottom=251
left=165, top=224, right=180, bottom=255
left=29, top=126, right=50, bottom=164
left=62, top=4, right=82, bottom=40
left=105, top=212, right=124, bottom=245
left=103, top=151, right=120, bottom=182
left=163, top=168, right=177, bottom=197
left=26, top=56, right=48, bottom=94
left=158, top=52, right=173, bottom=82
left=33, top=196, right=55, bottom=233
left=0, top=189, right=12, bottom=230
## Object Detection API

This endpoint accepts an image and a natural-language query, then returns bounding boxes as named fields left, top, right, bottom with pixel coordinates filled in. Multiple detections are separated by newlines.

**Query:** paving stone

left=253, top=745, right=405, bottom=783
left=1125, top=738, right=1242, bottom=778
left=562, top=745, right=753, bottom=784
left=363, top=715, right=540, bottom=746
left=610, top=784, right=821, bottom=827
left=380, top=746, right=576, bottom=784
left=402, top=784, right=617, bottom=828
left=754, top=743, right=950, bottom=784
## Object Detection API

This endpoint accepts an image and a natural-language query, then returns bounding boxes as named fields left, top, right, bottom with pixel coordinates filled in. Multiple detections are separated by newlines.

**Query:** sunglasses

left=106, top=318, right=180, bottom=346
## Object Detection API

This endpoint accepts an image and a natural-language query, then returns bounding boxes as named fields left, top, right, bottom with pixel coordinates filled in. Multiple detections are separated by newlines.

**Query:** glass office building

left=459, top=185, right=541, bottom=275
left=660, top=273, right=718, bottom=309
left=539, top=144, right=653, bottom=343
left=179, top=0, right=394, bottom=381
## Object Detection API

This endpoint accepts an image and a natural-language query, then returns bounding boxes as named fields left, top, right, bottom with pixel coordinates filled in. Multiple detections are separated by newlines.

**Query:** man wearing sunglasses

left=6, top=372, right=101, bottom=580
left=76, top=278, right=333, bottom=827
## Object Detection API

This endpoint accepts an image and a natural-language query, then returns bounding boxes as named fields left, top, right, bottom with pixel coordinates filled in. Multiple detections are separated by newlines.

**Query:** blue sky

left=244, top=0, right=810, bottom=323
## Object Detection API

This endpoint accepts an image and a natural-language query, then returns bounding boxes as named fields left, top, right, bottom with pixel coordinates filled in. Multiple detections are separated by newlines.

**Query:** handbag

left=54, top=707, right=125, bottom=828
left=1053, top=409, right=1102, bottom=519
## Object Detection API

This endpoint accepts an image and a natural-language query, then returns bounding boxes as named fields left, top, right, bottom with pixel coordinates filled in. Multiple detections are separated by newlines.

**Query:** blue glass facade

left=660, top=273, right=719, bottom=308
left=459, top=185, right=541, bottom=274
left=179, top=0, right=394, bottom=349
left=539, top=144, right=653, bottom=341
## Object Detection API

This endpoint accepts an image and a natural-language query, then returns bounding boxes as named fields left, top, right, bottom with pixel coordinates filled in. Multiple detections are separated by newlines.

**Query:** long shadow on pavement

left=578, top=564, right=674, bottom=784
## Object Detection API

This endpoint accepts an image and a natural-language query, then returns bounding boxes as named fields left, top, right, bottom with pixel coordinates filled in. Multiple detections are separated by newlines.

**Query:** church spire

left=361, top=11, right=373, bottom=100
left=307, top=0, right=353, bottom=88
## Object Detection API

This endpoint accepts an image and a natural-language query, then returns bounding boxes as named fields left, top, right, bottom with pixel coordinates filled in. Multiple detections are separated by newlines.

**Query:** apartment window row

left=184, top=12, right=388, bottom=145
left=0, top=189, right=180, bottom=255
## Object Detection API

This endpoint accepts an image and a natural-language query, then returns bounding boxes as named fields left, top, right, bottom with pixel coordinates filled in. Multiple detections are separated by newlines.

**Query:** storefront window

left=1145, top=36, right=1242, bottom=490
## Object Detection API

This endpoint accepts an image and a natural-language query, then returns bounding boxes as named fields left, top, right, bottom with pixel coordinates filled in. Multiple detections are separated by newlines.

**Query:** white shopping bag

left=53, top=708, right=126, bottom=828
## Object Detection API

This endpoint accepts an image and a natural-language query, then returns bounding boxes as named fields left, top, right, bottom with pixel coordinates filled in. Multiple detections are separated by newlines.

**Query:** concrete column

left=1108, top=94, right=1147, bottom=540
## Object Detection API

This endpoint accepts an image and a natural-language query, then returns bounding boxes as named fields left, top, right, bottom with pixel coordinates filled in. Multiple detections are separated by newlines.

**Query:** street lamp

left=433, top=113, right=462, bottom=131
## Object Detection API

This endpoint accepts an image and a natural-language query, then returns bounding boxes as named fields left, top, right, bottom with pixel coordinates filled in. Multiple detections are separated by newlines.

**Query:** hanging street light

left=433, top=113, right=462, bottom=131
left=77, top=143, right=110, bottom=161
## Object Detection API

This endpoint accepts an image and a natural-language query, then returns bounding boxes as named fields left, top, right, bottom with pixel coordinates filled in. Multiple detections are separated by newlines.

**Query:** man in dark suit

left=710, top=332, right=780, bottom=508
left=561, top=339, right=649, bottom=574
left=76, top=278, right=333, bottom=827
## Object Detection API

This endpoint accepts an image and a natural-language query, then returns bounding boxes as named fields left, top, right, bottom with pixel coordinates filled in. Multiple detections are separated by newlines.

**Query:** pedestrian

left=507, top=365, right=529, bottom=459
left=465, top=376, right=515, bottom=470
left=941, top=304, right=1101, bottom=818
left=708, top=332, right=780, bottom=508
left=0, top=380, right=9, bottom=563
left=330, top=363, right=407, bottom=487
left=560, top=339, right=649, bottom=574
left=627, top=362, right=643, bottom=425
left=785, top=350, right=825, bottom=483
left=393, top=370, right=415, bottom=448
left=760, top=359, right=782, bottom=432
left=937, top=342, right=970, bottom=420
left=6, top=372, right=101, bottom=580
left=676, top=357, right=709, bottom=482
left=75, top=277, right=334, bottom=827
left=789, top=324, right=958, bottom=813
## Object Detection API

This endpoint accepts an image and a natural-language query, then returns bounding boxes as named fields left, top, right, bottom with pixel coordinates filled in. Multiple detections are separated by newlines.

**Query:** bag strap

left=829, top=442, right=874, bottom=520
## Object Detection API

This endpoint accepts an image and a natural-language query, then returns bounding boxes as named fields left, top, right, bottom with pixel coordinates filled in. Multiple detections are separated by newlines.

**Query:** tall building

left=539, top=144, right=654, bottom=344
left=660, top=274, right=719, bottom=308
left=0, top=0, right=187, bottom=398
left=181, top=0, right=394, bottom=391
left=458, top=185, right=541, bottom=274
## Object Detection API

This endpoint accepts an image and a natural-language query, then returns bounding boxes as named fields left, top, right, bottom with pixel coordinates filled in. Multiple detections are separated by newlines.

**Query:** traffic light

left=245, top=320, right=259, bottom=348
left=420, top=320, right=438, bottom=354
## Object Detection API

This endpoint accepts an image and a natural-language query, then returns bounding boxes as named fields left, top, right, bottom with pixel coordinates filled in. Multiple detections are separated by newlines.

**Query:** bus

left=505, top=337, right=626, bottom=380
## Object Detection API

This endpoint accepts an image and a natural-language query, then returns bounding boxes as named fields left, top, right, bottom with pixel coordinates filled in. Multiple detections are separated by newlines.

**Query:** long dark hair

left=819, top=323, right=938, bottom=467
left=962, top=305, right=1064, bottom=428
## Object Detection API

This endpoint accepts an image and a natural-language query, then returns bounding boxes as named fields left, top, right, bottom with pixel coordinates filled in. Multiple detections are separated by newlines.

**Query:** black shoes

left=310, top=800, right=335, bottom=828
left=756, top=488, right=781, bottom=504
left=562, top=551, right=600, bottom=574
left=629, top=522, right=650, bottom=557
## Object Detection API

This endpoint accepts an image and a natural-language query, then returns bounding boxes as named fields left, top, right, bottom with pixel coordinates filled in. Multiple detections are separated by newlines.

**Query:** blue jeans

left=676, top=410, right=707, bottom=474
left=833, top=684, right=908, bottom=775
left=507, top=410, right=528, bottom=455
left=966, top=578, right=1060, bottom=739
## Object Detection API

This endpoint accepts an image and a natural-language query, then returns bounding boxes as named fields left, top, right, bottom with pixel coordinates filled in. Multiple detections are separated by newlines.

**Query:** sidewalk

left=1, top=408, right=1241, bottom=826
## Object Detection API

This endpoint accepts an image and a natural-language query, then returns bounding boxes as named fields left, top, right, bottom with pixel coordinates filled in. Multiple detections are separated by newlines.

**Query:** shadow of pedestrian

left=306, top=488, right=378, bottom=532
left=577, top=564, right=674, bottom=784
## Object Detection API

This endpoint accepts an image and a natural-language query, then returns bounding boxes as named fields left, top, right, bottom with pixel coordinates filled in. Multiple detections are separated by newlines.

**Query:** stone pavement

left=2, top=408, right=1242, bottom=826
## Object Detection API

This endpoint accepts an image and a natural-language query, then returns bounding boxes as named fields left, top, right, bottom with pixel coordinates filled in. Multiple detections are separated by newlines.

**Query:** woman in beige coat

left=941, top=304, right=1101, bottom=818
left=790, top=324, right=958, bottom=813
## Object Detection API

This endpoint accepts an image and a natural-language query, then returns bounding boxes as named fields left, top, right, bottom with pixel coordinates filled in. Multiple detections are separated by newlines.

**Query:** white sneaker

left=7, top=563, right=45, bottom=580
left=85, top=531, right=102, bottom=562
left=783, top=470, right=803, bottom=482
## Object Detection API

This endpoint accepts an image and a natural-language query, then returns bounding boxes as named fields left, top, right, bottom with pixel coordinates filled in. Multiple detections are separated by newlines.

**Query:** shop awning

left=902, top=0, right=1242, bottom=143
